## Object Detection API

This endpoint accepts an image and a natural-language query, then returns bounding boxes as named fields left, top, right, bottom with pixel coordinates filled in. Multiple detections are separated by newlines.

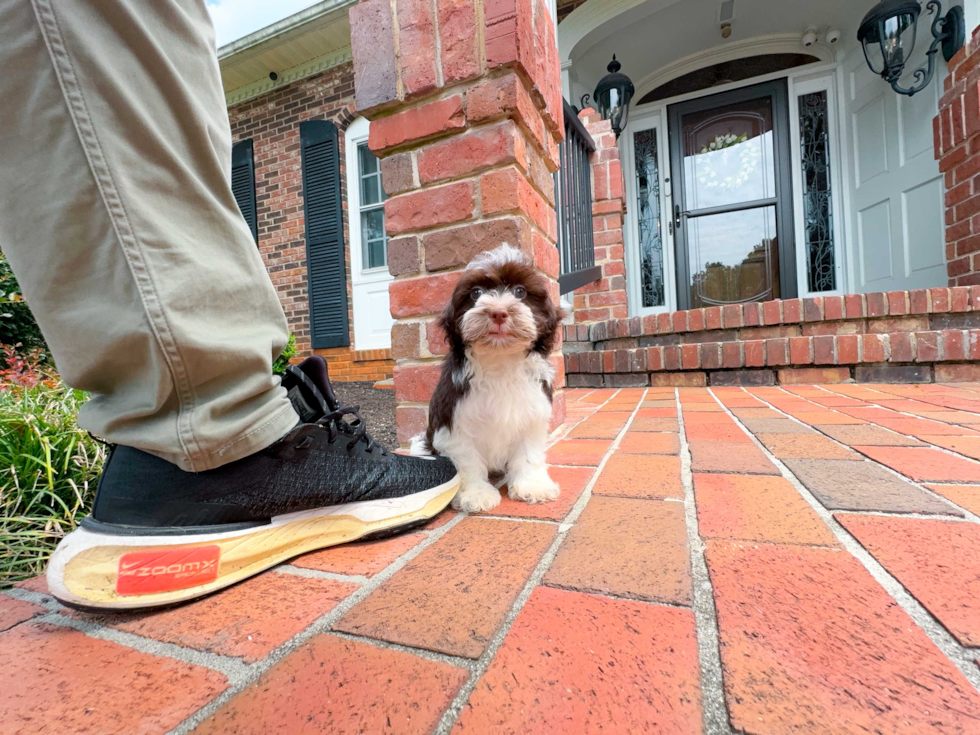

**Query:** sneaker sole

left=46, top=475, right=459, bottom=610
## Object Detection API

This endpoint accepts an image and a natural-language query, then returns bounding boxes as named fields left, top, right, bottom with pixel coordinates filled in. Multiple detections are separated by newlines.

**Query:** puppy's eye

left=512, top=286, right=527, bottom=300
left=470, top=288, right=485, bottom=302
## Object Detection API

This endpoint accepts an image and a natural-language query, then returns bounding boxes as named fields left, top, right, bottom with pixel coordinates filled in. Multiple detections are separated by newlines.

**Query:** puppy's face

left=441, top=248, right=562, bottom=357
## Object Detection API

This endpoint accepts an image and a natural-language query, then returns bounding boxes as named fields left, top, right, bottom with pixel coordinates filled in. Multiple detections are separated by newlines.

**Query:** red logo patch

left=116, top=546, right=220, bottom=596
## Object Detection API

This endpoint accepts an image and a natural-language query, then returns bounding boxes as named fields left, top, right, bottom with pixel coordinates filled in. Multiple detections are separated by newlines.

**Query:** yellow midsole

left=61, top=483, right=457, bottom=607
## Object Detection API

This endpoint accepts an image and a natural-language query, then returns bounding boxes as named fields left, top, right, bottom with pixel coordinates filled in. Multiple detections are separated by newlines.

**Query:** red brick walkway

left=5, top=384, right=980, bottom=734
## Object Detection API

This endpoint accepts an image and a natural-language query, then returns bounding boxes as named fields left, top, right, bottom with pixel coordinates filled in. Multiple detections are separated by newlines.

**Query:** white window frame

left=345, top=116, right=394, bottom=351
left=347, top=118, right=388, bottom=275
left=621, top=107, right=676, bottom=316
left=788, top=72, right=847, bottom=298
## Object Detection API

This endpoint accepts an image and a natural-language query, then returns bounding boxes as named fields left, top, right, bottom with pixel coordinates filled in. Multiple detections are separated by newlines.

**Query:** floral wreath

left=696, top=132, right=759, bottom=193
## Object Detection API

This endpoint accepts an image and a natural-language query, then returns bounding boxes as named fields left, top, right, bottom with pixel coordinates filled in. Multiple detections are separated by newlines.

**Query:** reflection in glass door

left=668, top=80, right=796, bottom=310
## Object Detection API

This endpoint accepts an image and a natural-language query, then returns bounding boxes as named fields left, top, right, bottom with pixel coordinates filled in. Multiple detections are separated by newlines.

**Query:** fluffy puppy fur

left=411, top=244, right=564, bottom=512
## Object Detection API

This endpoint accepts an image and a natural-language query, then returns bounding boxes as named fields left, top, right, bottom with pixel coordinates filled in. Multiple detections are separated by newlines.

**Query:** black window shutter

left=300, top=120, right=350, bottom=349
left=231, top=139, right=258, bottom=243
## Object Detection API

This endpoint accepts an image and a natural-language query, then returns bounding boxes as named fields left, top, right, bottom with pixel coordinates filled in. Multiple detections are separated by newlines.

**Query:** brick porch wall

left=572, top=108, right=629, bottom=323
left=564, top=288, right=980, bottom=386
left=228, top=64, right=394, bottom=382
left=937, top=26, right=980, bottom=286
left=349, top=0, right=566, bottom=443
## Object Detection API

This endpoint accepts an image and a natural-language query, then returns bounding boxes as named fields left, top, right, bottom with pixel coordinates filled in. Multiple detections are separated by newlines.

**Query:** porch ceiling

left=218, top=0, right=354, bottom=103
left=562, top=0, right=871, bottom=101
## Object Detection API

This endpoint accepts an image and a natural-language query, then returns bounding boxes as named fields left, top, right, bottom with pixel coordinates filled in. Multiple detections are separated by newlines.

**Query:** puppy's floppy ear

left=532, top=289, right=565, bottom=356
left=438, top=296, right=466, bottom=360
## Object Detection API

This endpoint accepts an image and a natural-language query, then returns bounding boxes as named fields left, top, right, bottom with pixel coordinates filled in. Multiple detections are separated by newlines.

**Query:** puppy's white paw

left=452, top=482, right=502, bottom=513
left=508, top=475, right=560, bottom=504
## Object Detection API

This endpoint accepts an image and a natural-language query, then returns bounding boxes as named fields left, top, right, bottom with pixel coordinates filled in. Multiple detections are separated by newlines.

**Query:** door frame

left=345, top=116, right=394, bottom=351
left=667, top=79, right=797, bottom=310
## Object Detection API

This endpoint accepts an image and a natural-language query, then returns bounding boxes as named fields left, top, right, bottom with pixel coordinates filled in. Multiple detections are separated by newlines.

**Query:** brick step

left=564, top=288, right=980, bottom=386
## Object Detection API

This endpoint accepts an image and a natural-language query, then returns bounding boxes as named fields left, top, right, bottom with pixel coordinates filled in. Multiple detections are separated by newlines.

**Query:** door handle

left=674, top=204, right=690, bottom=228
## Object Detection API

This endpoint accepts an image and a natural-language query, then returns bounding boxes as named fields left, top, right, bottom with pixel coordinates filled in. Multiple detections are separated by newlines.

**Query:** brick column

left=349, top=0, right=566, bottom=444
left=572, top=108, right=628, bottom=323
left=936, top=25, right=980, bottom=286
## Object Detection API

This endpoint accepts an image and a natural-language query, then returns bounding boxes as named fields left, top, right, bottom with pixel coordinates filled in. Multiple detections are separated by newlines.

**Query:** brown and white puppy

left=411, top=244, right=564, bottom=512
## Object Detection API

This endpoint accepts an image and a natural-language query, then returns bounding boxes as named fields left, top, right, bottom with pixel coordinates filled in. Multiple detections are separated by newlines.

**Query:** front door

left=668, top=80, right=796, bottom=310
left=843, top=49, right=946, bottom=293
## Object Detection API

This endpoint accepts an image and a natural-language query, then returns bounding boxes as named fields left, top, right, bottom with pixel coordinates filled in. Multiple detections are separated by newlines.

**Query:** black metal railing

left=554, top=99, right=602, bottom=294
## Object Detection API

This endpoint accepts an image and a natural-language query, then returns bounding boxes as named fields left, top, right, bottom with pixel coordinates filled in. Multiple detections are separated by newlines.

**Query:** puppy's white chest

left=453, top=354, right=553, bottom=455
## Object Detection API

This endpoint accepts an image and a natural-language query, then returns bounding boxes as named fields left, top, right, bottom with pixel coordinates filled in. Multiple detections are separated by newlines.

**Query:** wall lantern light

left=857, top=0, right=965, bottom=96
left=582, top=55, right=635, bottom=137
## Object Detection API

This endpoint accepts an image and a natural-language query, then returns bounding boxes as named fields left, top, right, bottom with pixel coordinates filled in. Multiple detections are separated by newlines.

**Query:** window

left=633, top=127, right=666, bottom=307
left=798, top=90, right=836, bottom=293
left=356, top=143, right=387, bottom=270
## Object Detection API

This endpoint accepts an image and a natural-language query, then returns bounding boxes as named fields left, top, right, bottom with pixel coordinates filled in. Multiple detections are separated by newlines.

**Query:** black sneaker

left=47, top=356, right=459, bottom=610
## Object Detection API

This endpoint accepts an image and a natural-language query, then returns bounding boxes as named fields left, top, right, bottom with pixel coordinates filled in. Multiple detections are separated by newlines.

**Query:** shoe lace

left=317, top=404, right=387, bottom=455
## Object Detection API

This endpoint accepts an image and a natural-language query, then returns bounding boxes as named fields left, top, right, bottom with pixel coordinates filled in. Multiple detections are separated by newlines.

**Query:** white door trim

left=787, top=71, right=848, bottom=298
left=345, top=116, right=394, bottom=351
left=622, top=106, right=676, bottom=317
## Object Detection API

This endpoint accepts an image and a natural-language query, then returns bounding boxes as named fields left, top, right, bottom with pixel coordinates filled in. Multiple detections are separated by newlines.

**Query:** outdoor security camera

left=802, top=27, right=818, bottom=48
left=825, top=28, right=841, bottom=45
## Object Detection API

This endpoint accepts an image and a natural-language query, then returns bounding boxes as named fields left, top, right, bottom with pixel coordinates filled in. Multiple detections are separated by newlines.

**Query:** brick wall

left=936, top=26, right=980, bottom=286
left=349, top=0, right=567, bottom=442
left=572, top=108, right=628, bottom=323
left=565, top=287, right=980, bottom=386
left=228, top=63, right=394, bottom=383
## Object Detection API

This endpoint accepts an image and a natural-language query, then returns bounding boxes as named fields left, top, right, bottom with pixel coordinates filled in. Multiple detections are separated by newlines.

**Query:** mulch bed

left=331, top=382, right=398, bottom=449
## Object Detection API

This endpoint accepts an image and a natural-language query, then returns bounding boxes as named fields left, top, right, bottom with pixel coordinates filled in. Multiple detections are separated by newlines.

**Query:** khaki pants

left=0, top=0, right=299, bottom=471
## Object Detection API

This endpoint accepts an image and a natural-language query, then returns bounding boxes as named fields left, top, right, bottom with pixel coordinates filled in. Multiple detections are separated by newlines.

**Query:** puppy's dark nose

left=489, top=310, right=508, bottom=325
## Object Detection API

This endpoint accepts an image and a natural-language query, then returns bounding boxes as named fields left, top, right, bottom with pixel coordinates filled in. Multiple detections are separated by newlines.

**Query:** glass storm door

left=668, top=80, right=796, bottom=310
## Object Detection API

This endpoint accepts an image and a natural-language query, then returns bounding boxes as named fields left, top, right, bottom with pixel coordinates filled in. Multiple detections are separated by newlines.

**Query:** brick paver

left=755, top=432, right=859, bottom=459
left=837, top=514, right=980, bottom=646
left=618, top=431, right=680, bottom=454
left=706, top=541, right=980, bottom=734
left=75, top=570, right=357, bottom=663
left=8, top=384, right=980, bottom=734
left=688, top=441, right=779, bottom=475
left=782, top=458, right=962, bottom=514
left=926, top=483, right=980, bottom=515
left=694, top=474, right=839, bottom=547
left=336, top=517, right=555, bottom=658
left=196, top=635, right=467, bottom=735
left=453, top=587, right=702, bottom=734
left=0, top=623, right=227, bottom=735
left=293, top=532, right=428, bottom=577
left=545, top=496, right=692, bottom=604
left=0, top=596, right=44, bottom=632
left=592, top=453, right=683, bottom=499
left=853, top=445, right=980, bottom=483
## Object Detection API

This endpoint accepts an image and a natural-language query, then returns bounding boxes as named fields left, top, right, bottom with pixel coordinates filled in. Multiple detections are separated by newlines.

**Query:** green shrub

left=273, top=333, right=297, bottom=375
left=0, top=251, right=46, bottom=353
left=0, top=382, right=105, bottom=587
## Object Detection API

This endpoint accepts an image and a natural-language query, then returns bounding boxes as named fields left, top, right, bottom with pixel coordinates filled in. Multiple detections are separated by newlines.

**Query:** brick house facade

left=226, top=62, right=394, bottom=383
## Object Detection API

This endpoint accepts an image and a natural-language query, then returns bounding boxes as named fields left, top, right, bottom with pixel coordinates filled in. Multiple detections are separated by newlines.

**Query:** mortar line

left=327, top=630, right=479, bottom=670
left=538, top=582, right=694, bottom=610
left=431, top=387, right=648, bottom=734
left=675, top=389, right=734, bottom=735
left=38, top=612, right=252, bottom=682
left=741, top=387, right=980, bottom=524
left=167, top=511, right=468, bottom=735
left=710, top=387, right=980, bottom=694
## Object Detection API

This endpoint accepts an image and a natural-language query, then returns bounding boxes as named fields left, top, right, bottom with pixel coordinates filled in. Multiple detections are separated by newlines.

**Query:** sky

left=207, top=0, right=323, bottom=48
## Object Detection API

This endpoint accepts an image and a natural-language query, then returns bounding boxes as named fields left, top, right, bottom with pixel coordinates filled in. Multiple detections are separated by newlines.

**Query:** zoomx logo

left=116, top=545, right=220, bottom=595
